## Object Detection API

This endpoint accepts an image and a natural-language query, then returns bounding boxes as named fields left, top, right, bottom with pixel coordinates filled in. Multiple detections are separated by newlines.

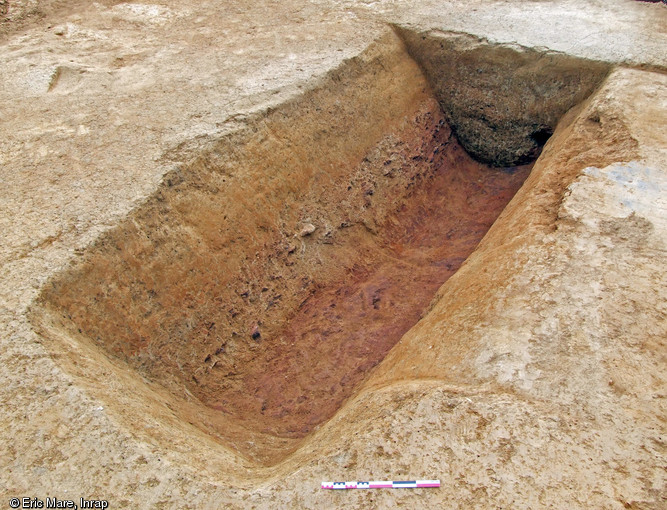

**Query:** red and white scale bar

left=322, top=480, right=440, bottom=490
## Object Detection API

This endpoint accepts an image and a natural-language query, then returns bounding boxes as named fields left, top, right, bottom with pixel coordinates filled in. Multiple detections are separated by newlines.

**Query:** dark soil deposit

left=31, top=30, right=609, bottom=464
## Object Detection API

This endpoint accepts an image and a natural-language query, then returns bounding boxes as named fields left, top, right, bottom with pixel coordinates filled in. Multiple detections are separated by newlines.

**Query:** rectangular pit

left=30, top=29, right=609, bottom=465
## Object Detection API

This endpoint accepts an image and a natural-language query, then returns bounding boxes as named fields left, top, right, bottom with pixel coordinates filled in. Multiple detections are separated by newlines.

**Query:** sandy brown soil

left=1, top=1, right=666, bottom=509
left=32, top=34, right=532, bottom=462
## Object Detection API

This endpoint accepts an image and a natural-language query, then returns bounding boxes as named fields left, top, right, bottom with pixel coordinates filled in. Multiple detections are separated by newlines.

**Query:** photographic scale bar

left=322, top=480, right=440, bottom=490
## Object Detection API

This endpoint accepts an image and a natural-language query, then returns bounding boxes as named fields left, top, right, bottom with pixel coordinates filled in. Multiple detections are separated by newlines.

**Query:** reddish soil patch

left=38, top=92, right=530, bottom=444
left=210, top=137, right=531, bottom=438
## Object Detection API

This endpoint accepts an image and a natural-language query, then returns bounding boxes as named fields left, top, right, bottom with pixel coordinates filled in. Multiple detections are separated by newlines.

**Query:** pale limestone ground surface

left=1, top=1, right=666, bottom=508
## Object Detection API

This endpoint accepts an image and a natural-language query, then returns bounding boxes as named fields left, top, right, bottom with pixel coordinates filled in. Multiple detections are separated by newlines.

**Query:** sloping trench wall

left=30, top=28, right=612, bottom=466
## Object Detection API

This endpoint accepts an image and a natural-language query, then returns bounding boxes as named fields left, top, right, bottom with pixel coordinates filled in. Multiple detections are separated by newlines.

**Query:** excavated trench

left=31, top=29, right=610, bottom=465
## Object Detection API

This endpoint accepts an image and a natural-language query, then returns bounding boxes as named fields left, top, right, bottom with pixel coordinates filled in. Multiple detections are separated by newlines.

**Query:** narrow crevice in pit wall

left=29, top=28, right=609, bottom=466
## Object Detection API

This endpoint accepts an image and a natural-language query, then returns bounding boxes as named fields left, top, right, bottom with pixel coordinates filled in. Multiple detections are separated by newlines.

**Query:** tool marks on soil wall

left=31, top=29, right=610, bottom=464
